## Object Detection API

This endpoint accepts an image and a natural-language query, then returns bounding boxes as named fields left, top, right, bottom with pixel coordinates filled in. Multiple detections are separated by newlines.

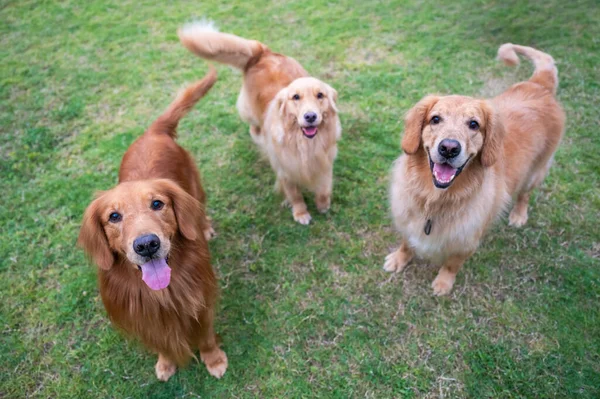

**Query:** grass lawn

left=1, top=0, right=599, bottom=397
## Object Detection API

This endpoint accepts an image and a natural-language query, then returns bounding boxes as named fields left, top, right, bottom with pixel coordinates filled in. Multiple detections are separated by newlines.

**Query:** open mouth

left=301, top=126, right=318, bottom=139
left=428, top=155, right=471, bottom=189
left=138, top=256, right=171, bottom=291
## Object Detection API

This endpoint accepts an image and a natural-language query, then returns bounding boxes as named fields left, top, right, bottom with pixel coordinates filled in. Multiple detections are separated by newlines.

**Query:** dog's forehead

left=432, top=96, right=483, bottom=119
left=289, top=77, right=323, bottom=92
left=104, top=182, right=161, bottom=211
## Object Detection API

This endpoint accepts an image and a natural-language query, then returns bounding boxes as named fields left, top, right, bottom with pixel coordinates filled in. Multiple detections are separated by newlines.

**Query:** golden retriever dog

left=384, top=44, right=565, bottom=295
left=78, top=68, right=228, bottom=381
left=178, top=21, right=341, bottom=224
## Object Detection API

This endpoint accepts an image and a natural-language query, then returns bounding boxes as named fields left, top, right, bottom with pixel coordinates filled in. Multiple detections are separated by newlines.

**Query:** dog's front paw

left=155, top=357, right=176, bottom=382
left=383, top=250, right=409, bottom=273
left=508, top=209, right=528, bottom=227
left=202, top=348, right=228, bottom=379
left=293, top=211, right=312, bottom=225
left=431, top=273, right=455, bottom=296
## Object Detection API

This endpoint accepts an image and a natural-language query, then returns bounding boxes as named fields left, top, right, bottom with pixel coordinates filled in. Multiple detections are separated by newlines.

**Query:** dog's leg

left=189, top=173, right=216, bottom=240
left=202, top=215, right=217, bottom=241
left=155, top=354, right=177, bottom=381
left=315, top=172, right=332, bottom=214
left=280, top=177, right=311, bottom=225
left=432, top=253, right=470, bottom=296
left=508, top=191, right=531, bottom=227
left=509, top=156, right=552, bottom=227
left=383, top=239, right=414, bottom=273
left=198, top=310, right=228, bottom=379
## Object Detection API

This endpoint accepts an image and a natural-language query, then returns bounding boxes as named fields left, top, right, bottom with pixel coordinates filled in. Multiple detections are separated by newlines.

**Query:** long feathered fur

left=178, top=21, right=265, bottom=70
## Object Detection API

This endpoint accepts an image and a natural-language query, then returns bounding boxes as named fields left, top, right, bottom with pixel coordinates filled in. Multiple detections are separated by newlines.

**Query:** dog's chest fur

left=98, top=248, right=215, bottom=364
left=390, top=155, right=508, bottom=262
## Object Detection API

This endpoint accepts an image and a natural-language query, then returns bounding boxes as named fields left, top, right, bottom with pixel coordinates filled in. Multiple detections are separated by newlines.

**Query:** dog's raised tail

left=150, top=66, right=217, bottom=138
left=497, top=43, right=558, bottom=94
left=178, top=21, right=265, bottom=70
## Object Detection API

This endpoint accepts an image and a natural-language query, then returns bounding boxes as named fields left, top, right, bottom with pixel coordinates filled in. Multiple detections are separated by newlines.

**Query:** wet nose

left=304, top=111, right=317, bottom=124
left=133, top=234, right=161, bottom=257
left=438, top=139, right=461, bottom=159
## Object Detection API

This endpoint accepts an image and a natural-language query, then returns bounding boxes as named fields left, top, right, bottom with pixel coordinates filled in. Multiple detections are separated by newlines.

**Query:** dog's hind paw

left=202, top=216, right=217, bottom=241
left=203, top=225, right=217, bottom=241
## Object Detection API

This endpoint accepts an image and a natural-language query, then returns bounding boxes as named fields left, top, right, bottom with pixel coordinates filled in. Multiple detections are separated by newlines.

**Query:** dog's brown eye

left=292, top=94, right=300, bottom=100
left=468, top=120, right=480, bottom=130
left=431, top=115, right=441, bottom=125
left=151, top=200, right=164, bottom=210
left=109, top=212, right=122, bottom=223
left=317, top=92, right=324, bottom=99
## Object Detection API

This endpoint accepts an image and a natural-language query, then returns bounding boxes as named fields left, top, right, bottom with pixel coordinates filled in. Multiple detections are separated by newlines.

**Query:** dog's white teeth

left=450, top=174, right=455, bottom=181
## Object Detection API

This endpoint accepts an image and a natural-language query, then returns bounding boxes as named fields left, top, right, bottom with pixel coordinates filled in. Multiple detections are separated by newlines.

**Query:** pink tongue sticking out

left=433, top=163, right=458, bottom=184
left=302, top=126, right=318, bottom=137
left=140, top=258, right=171, bottom=290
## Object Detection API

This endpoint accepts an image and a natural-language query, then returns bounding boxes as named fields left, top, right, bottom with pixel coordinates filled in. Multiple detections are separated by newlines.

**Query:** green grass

left=1, top=0, right=599, bottom=397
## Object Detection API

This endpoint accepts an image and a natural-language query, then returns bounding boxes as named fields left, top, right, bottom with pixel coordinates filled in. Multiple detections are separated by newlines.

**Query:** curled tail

left=149, top=67, right=217, bottom=138
left=178, top=21, right=266, bottom=71
left=497, top=43, right=558, bottom=94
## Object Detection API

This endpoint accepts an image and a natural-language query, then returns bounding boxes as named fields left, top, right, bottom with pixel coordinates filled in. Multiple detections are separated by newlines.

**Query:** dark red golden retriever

left=78, top=68, right=227, bottom=381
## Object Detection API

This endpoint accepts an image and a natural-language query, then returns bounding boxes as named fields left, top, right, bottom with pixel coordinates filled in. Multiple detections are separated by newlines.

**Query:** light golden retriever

left=78, top=69, right=228, bottom=381
left=384, top=44, right=565, bottom=295
left=179, top=21, right=341, bottom=224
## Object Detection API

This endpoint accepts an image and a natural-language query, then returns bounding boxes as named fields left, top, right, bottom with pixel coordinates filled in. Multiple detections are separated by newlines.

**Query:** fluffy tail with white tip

left=178, top=21, right=266, bottom=71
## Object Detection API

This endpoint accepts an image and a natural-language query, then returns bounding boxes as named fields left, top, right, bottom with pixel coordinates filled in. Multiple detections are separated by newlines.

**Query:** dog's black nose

left=304, top=112, right=317, bottom=123
left=133, top=234, right=161, bottom=257
left=438, top=139, right=461, bottom=159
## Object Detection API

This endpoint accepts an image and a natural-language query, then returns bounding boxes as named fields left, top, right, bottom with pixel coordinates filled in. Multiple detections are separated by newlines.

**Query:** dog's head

left=78, top=179, right=202, bottom=290
left=273, top=77, right=339, bottom=140
left=401, top=95, right=505, bottom=189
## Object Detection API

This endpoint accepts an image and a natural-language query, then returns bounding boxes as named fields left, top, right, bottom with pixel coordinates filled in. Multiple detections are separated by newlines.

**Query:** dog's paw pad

left=294, top=212, right=312, bottom=225
left=317, top=206, right=330, bottom=214
left=508, top=211, right=528, bottom=227
left=155, top=361, right=176, bottom=382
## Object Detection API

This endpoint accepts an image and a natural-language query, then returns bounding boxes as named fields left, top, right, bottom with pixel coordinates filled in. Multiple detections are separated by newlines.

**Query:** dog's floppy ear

left=402, top=95, right=439, bottom=154
left=274, top=87, right=289, bottom=117
left=155, top=179, right=202, bottom=241
left=325, top=83, right=339, bottom=114
left=78, top=195, right=114, bottom=270
left=270, top=88, right=290, bottom=143
left=480, top=101, right=506, bottom=167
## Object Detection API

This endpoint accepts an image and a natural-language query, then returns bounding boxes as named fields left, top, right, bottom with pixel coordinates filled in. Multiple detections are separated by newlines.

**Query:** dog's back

left=119, top=68, right=217, bottom=199
left=178, top=22, right=308, bottom=120
left=493, top=44, right=565, bottom=196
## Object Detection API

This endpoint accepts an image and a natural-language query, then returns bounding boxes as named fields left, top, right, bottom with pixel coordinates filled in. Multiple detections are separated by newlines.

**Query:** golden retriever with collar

left=179, top=22, right=341, bottom=224
left=384, top=44, right=565, bottom=295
